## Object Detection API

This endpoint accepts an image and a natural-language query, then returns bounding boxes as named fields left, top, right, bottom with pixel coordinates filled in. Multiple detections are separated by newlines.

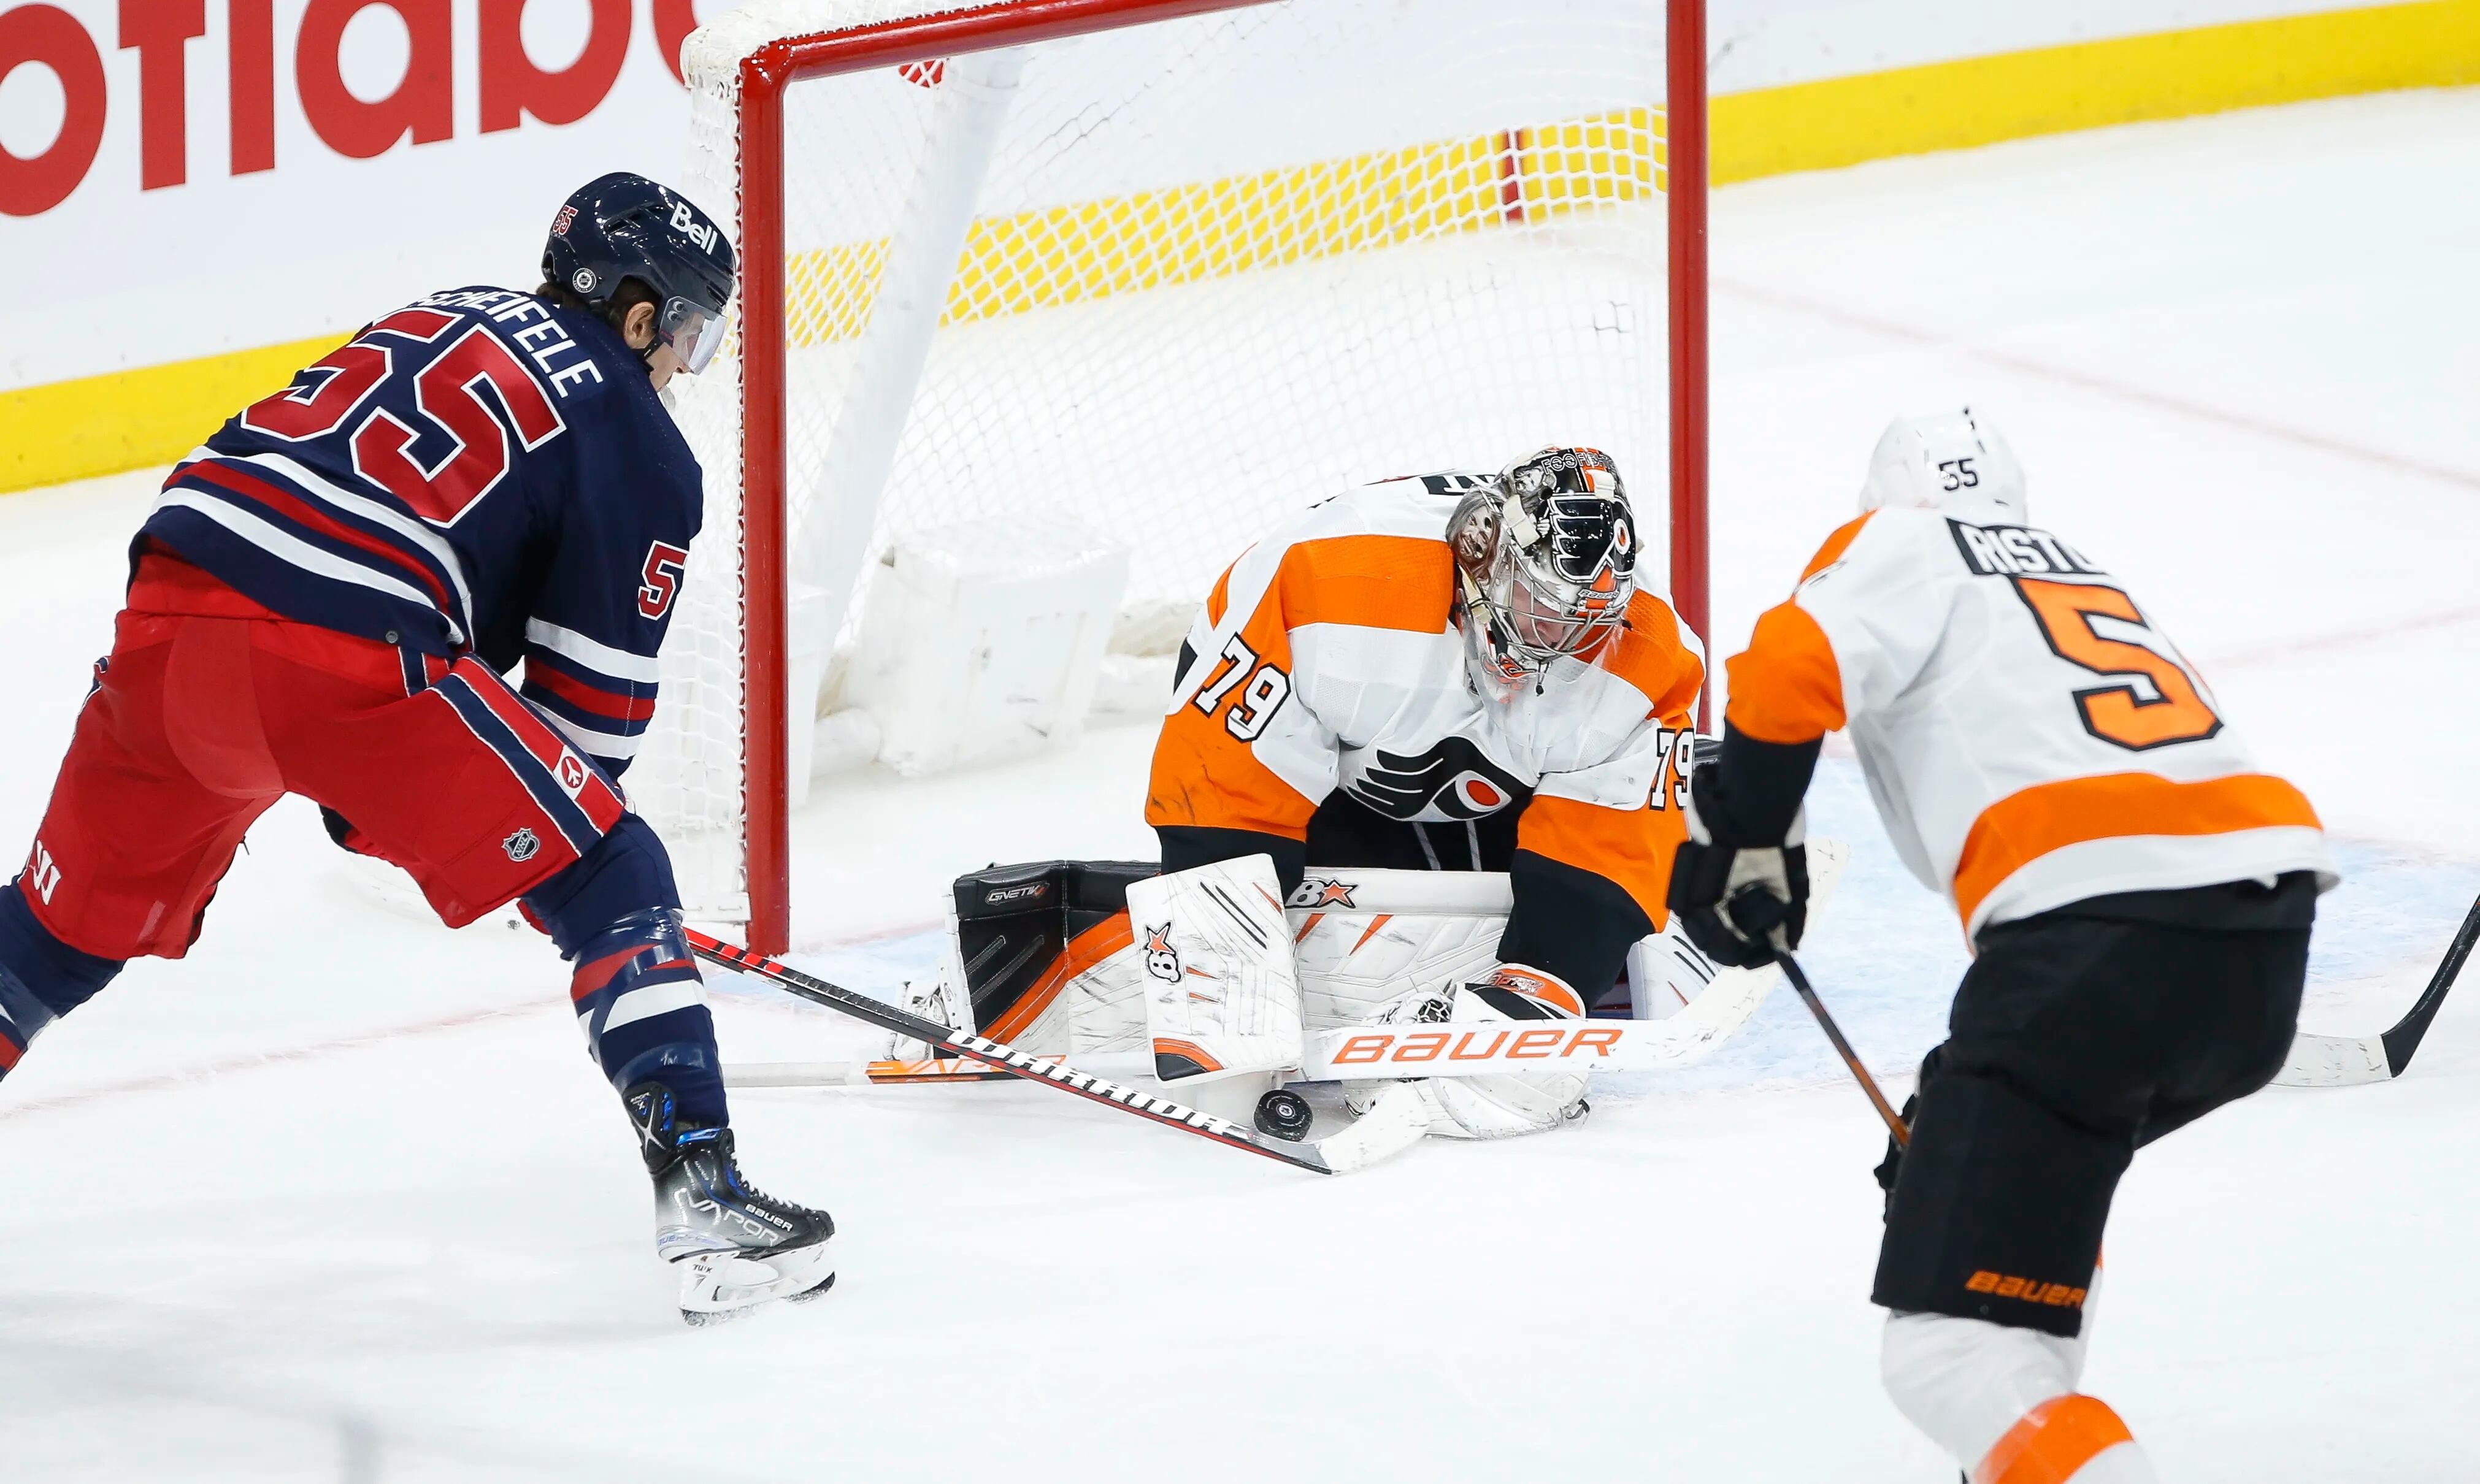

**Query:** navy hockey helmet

left=543, top=172, right=735, bottom=373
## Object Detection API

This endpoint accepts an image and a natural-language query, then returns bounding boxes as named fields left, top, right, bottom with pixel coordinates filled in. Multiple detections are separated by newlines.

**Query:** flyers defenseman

left=1668, top=411, right=2335, bottom=1481
left=0, top=175, right=832, bottom=1323
left=1140, top=446, right=1705, bottom=1138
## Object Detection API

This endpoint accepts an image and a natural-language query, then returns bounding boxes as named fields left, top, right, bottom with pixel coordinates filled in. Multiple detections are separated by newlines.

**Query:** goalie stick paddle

left=686, top=929, right=1427, bottom=1175
left=2272, top=885, right=2480, bottom=1088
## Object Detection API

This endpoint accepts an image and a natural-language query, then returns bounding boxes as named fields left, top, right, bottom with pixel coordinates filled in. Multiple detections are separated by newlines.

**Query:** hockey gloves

left=1668, top=763, right=1810, bottom=971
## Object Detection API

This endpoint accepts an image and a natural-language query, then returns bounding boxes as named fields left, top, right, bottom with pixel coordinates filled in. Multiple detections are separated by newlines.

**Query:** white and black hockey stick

left=687, top=928, right=1427, bottom=1174
left=2273, top=888, right=2479, bottom=1088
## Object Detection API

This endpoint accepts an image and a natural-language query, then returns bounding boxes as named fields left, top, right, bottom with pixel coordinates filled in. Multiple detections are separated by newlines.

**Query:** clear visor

left=659, top=296, right=728, bottom=374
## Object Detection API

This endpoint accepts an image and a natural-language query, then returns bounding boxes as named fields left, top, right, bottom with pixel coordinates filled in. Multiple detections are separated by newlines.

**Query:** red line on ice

left=0, top=919, right=946, bottom=1121
left=1715, top=277, right=2480, bottom=494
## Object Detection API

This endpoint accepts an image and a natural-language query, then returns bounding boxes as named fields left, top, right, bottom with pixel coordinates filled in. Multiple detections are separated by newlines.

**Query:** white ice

left=4, top=88, right=2478, bottom=1482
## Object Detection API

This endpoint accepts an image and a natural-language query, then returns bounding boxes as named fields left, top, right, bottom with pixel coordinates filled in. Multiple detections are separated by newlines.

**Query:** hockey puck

left=1254, top=1088, right=1314, bottom=1142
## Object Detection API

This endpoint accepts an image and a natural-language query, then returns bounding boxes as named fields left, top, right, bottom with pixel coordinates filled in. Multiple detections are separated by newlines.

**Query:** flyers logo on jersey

left=1345, top=736, right=1528, bottom=822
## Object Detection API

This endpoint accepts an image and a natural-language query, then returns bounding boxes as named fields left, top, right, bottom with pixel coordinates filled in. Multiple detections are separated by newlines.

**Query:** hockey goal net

left=642, top=0, right=1710, bottom=952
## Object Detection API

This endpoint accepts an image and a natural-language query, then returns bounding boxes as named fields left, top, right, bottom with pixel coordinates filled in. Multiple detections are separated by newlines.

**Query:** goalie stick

left=686, top=928, right=1427, bottom=1174
left=2271, top=886, right=2479, bottom=1088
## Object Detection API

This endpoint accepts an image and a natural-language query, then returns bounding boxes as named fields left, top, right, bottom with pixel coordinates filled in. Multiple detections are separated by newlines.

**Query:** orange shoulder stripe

left=1273, top=534, right=1455, bottom=633
left=1801, top=510, right=1878, bottom=583
left=1725, top=601, right=1846, bottom=743
left=1953, top=772, right=2323, bottom=929
left=1601, top=591, right=1705, bottom=720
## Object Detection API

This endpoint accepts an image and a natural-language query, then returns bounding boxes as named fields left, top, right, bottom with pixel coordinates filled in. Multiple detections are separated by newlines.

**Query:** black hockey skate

left=626, top=1082, right=836, bottom=1325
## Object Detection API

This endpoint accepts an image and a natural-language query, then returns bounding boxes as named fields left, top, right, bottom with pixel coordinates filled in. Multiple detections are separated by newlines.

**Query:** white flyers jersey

left=1725, top=505, right=2336, bottom=938
left=1145, top=475, right=1706, bottom=924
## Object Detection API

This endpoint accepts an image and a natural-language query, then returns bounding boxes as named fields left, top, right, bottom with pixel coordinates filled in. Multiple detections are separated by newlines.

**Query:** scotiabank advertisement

left=0, top=1, right=732, bottom=392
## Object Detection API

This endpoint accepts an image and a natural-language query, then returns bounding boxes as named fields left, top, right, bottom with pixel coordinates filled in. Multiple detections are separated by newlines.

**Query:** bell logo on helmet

left=669, top=202, right=722, bottom=256
left=504, top=827, right=542, bottom=862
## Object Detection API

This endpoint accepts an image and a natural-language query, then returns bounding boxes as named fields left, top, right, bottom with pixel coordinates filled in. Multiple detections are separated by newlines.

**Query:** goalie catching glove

left=1343, top=965, right=1592, bottom=1139
left=1667, top=741, right=1811, bottom=969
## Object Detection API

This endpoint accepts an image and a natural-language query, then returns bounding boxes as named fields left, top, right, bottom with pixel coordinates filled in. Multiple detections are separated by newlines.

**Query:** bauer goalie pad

left=892, top=841, right=1846, bottom=1069
left=883, top=859, right=1156, bottom=1060
left=1126, top=855, right=1307, bottom=1082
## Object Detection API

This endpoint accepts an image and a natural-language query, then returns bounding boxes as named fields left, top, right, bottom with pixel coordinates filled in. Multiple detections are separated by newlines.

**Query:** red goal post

left=653, top=0, right=1710, bottom=954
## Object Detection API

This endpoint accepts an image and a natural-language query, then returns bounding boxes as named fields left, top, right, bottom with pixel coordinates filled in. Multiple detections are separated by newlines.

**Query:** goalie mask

left=1448, top=447, right=1638, bottom=690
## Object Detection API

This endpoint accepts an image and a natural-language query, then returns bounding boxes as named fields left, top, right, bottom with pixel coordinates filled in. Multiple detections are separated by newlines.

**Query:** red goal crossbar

left=729, top=0, right=1710, bottom=953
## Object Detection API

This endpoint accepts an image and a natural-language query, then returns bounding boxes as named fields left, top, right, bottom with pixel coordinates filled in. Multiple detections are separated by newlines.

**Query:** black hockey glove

left=1872, top=1046, right=1939, bottom=1215
left=1667, top=767, right=1810, bottom=970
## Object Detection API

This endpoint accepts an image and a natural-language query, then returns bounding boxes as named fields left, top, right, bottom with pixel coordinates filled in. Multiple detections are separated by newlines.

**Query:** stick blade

left=1310, top=1082, right=1430, bottom=1174
left=2270, top=1031, right=2392, bottom=1088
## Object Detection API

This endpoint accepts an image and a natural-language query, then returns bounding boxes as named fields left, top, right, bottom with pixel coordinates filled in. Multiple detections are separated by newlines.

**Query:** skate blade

left=675, top=1241, right=836, bottom=1326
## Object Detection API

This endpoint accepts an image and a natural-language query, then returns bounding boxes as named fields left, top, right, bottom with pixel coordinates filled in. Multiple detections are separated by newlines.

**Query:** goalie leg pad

left=1344, top=969, right=1590, bottom=1139
left=1126, top=854, right=1305, bottom=1082
left=896, top=860, right=1157, bottom=1058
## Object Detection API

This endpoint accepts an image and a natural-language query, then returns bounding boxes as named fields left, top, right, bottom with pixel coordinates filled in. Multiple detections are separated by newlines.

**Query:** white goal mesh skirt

left=645, top=0, right=1694, bottom=944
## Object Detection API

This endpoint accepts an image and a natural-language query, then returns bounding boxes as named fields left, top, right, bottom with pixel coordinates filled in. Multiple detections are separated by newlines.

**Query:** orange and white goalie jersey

left=1146, top=473, right=1706, bottom=925
left=1729, top=508, right=2337, bottom=937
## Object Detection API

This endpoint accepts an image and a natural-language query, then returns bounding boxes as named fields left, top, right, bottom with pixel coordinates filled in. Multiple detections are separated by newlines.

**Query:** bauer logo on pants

left=504, top=827, right=542, bottom=862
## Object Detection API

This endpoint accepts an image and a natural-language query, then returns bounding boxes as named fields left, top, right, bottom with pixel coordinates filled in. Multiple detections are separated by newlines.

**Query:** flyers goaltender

left=889, top=446, right=1749, bottom=1142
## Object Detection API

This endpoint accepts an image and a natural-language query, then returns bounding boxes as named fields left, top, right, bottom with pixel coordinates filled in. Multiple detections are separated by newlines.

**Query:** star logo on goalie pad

left=1142, top=923, right=1182, bottom=984
left=1291, top=877, right=1357, bottom=909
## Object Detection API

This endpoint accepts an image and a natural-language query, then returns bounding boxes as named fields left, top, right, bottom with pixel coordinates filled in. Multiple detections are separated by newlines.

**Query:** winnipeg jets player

left=1670, top=411, right=2335, bottom=1480
left=0, top=174, right=831, bottom=1323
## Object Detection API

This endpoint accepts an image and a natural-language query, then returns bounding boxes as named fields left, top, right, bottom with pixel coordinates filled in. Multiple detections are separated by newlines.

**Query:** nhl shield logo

left=503, top=827, right=542, bottom=862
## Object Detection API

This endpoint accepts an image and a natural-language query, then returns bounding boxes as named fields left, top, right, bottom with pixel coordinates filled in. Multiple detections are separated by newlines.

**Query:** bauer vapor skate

left=627, top=1082, right=836, bottom=1325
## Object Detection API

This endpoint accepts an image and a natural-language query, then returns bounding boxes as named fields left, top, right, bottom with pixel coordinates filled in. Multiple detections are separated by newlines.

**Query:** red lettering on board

left=0, top=5, right=107, bottom=216
left=480, top=0, right=631, bottom=132
left=297, top=0, right=453, bottom=161
left=120, top=0, right=206, bottom=191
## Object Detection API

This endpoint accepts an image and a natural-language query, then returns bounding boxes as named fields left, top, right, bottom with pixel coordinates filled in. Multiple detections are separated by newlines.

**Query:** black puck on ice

left=1254, top=1088, right=1313, bottom=1142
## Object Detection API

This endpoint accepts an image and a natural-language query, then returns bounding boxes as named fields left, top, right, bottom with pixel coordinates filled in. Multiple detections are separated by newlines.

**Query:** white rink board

left=0, top=90, right=2476, bottom=1482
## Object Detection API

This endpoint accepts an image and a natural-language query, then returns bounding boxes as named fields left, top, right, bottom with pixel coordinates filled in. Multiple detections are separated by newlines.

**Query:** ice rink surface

left=3, top=88, right=2478, bottom=1480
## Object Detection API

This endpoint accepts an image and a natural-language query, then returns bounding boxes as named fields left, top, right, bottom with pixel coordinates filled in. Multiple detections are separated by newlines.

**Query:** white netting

left=641, top=0, right=1672, bottom=927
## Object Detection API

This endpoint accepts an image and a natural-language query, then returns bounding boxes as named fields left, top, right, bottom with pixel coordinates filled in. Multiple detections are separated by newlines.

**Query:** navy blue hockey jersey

left=140, top=286, right=702, bottom=778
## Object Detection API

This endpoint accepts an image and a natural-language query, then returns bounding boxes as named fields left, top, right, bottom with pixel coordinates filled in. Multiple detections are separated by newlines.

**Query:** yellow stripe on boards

left=787, top=111, right=1664, bottom=346
left=0, top=333, right=346, bottom=494
left=10, top=0, right=2478, bottom=495
left=1713, top=0, right=2480, bottom=184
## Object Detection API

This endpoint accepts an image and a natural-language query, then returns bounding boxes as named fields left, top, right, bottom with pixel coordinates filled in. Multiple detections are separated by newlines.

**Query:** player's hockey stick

left=1774, top=949, right=1910, bottom=1146
left=687, top=928, right=1429, bottom=1174
left=2271, top=886, right=2480, bottom=1088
